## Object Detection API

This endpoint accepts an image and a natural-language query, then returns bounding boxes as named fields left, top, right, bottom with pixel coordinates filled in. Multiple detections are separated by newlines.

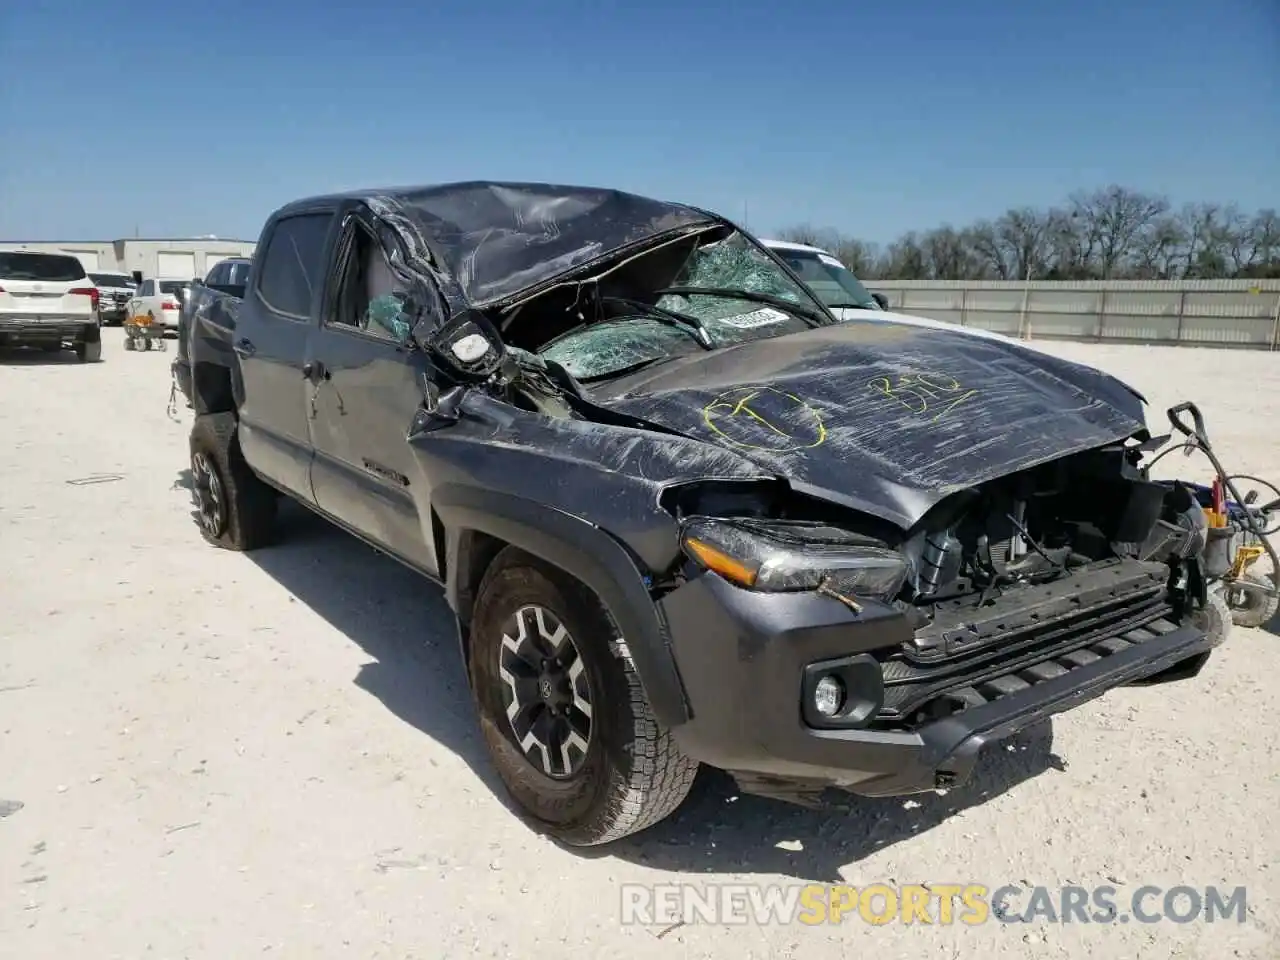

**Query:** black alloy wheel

left=191, top=449, right=226, bottom=539
left=498, top=604, right=594, bottom=779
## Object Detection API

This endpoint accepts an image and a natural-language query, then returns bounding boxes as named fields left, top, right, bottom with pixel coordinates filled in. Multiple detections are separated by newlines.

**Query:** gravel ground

left=1, top=329, right=1277, bottom=959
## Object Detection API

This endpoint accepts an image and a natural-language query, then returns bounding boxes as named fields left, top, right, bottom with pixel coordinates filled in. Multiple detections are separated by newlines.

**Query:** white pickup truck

left=759, top=238, right=1013, bottom=344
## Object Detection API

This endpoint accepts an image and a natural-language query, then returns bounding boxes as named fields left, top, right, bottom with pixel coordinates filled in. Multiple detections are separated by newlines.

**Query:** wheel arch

left=191, top=359, right=237, bottom=415
left=431, top=483, right=691, bottom=731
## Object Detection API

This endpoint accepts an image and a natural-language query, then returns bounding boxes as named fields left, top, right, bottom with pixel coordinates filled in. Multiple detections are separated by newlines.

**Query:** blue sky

left=1, top=0, right=1276, bottom=243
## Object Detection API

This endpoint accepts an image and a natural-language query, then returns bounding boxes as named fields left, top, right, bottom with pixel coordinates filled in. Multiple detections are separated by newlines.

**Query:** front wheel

left=468, top=548, right=697, bottom=846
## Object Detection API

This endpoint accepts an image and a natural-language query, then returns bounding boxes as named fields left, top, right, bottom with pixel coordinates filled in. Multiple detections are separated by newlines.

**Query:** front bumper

left=660, top=572, right=1212, bottom=798
left=0, top=315, right=97, bottom=344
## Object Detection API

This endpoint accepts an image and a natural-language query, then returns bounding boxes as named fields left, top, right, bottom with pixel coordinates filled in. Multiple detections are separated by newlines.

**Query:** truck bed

left=174, top=282, right=242, bottom=410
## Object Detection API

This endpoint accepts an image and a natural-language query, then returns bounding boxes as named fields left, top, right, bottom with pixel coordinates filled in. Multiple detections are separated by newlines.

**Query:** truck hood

left=583, top=318, right=1148, bottom=529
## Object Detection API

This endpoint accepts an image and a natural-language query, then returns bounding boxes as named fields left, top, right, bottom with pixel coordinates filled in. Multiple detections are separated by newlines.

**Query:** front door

left=233, top=210, right=336, bottom=503
left=306, top=218, right=440, bottom=575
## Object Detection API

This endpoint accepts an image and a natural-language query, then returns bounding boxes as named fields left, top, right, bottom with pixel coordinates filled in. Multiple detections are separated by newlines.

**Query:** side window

left=139, top=280, right=154, bottom=296
left=206, top=263, right=224, bottom=285
left=256, top=213, right=332, bottom=318
left=330, top=225, right=409, bottom=340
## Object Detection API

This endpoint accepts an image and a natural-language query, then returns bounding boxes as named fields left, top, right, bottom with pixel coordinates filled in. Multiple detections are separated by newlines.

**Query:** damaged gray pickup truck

left=183, top=181, right=1222, bottom=845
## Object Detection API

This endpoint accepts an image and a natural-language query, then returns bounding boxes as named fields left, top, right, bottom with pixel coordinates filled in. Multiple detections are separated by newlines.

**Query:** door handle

left=233, top=337, right=256, bottom=357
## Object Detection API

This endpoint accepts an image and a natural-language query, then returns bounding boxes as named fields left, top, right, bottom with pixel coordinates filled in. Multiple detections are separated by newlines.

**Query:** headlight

left=679, top=516, right=908, bottom=602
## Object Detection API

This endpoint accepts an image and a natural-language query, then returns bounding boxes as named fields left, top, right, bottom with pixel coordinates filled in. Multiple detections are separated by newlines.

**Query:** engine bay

left=897, top=442, right=1207, bottom=621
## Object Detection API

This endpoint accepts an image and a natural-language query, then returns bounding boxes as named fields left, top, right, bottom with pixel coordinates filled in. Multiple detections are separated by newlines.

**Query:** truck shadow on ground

left=184, top=489, right=1067, bottom=882
left=596, top=723, right=1060, bottom=882
left=0, top=346, right=81, bottom=365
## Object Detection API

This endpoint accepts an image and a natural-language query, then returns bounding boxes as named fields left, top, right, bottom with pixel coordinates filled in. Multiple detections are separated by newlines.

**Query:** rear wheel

left=75, top=338, right=102, bottom=362
left=468, top=548, right=697, bottom=846
left=189, top=412, right=277, bottom=550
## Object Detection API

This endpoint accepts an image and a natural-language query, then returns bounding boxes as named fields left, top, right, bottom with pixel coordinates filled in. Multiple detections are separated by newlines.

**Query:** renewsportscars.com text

left=620, top=883, right=1248, bottom=927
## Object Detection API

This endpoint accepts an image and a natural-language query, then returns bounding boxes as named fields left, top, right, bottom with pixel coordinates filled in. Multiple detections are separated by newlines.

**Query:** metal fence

left=868, top=279, right=1280, bottom=350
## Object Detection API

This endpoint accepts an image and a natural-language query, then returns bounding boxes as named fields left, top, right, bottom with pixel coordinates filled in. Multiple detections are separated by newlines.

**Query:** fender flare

left=431, top=483, right=691, bottom=730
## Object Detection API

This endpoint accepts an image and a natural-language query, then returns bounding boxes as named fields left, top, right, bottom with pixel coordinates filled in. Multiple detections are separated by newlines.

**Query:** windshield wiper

left=656, top=286, right=827, bottom=328
left=602, top=296, right=715, bottom=349
left=825, top=301, right=877, bottom=310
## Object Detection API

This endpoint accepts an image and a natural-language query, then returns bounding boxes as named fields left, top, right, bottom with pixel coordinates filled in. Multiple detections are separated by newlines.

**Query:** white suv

left=0, top=251, right=103, bottom=361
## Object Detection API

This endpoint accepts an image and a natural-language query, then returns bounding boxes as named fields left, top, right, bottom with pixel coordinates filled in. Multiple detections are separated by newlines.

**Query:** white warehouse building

left=0, top=237, right=256, bottom=282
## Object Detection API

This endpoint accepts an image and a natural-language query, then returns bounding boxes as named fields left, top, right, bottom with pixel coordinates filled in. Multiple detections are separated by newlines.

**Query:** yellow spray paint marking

left=865, top=372, right=979, bottom=423
left=703, top=386, right=826, bottom=452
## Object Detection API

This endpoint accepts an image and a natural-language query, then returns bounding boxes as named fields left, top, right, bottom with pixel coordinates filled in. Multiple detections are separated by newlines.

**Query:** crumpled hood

left=586, top=317, right=1148, bottom=529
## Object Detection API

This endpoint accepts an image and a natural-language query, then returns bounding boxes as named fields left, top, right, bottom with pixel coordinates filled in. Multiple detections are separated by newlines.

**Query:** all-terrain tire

left=468, top=547, right=698, bottom=846
left=1225, top=572, right=1279, bottom=629
left=188, top=412, right=277, bottom=550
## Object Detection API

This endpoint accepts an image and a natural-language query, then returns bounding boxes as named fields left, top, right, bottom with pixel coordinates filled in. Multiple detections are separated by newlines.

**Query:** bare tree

left=775, top=184, right=1277, bottom=281
left=832, top=237, right=882, bottom=278
left=1134, top=215, right=1187, bottom=279
left=920, top=225, right=978, bottom=280
left=1069, top=186, right=1170, bottom=278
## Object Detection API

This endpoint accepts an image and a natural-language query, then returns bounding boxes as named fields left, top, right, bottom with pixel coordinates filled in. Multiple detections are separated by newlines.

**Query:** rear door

left=232, top=208, right=337, bottom=503
left=0, top=252, right=96, bottom=321
left=305, top=213, right=440, bottom=574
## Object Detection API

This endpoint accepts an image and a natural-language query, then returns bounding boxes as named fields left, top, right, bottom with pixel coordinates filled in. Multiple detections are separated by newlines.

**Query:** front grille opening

left=873, top=613, right=1178, bottom=733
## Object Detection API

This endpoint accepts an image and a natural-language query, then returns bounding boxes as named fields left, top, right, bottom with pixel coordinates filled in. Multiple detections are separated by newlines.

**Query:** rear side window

left=0, top=252, right=86, bottom=282
left=226, top=261, right=251, bottom=286
left=256, top=214, right=332, bottom=318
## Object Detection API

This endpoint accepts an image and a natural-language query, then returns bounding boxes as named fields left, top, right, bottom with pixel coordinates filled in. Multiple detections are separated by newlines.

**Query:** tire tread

left=189, top=412, right=276, bottom=551
left=471, top=549, right=697, bottom=845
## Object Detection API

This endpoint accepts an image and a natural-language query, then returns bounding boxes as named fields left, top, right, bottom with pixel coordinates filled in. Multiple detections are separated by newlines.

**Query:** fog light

left=813, top=675, right=845, bottom=717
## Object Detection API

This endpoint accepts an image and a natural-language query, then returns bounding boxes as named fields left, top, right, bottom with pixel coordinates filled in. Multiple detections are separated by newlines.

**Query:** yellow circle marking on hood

left=702, top=386, right=827, bottom=452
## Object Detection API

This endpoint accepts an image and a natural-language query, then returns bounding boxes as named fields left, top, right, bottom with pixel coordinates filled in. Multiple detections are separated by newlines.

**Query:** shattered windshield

left=541, top=231, right=832, bottom=381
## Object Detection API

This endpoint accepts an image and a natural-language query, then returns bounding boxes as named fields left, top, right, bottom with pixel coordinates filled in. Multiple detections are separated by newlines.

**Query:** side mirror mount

left=419, top=309, right=505, bottom=381
left=411, top=373, right=465, bottom=434
left=872, top=292, right=889, bottom=311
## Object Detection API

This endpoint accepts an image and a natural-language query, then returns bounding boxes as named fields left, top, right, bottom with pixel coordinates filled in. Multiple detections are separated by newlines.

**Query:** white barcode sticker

left=718, top=307, right=788, bottom=329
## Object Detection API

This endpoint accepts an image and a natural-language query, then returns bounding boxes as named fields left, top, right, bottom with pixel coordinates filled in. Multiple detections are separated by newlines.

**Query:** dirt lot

left=1, top=330, right=1277, bottom=959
